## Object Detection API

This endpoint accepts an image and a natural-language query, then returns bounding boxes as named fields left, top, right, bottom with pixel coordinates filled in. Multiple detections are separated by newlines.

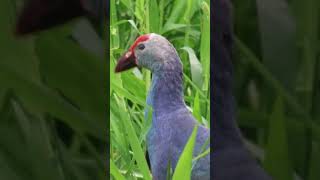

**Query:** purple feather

left=116, top=34, right=210, bottom=179
left=212, top=0, right=272, bottom=179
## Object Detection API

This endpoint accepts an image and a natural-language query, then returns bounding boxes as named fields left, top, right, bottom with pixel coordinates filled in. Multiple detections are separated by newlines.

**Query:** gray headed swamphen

left=115, top=34, right=210, bottom=179
left=212, top=0, right=272, bottom=179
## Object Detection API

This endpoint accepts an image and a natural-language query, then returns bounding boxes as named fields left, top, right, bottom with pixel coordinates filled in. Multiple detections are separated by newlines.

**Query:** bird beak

left=115, top=51, right=137, bottom=73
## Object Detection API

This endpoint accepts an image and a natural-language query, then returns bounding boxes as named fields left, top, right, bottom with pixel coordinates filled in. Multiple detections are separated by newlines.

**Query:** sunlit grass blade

left=200, top=1, right=210, bottom=92
left=148, top=0, right=160, bottom=33
left=110, top=160, right=126, bottom=180
left=111, top=0, right=120, bottom=48
left=116, top=97, right=151, bottom=180
left=181, top=47, right=203, bottom=88
left=164, top=0, right=187, bottom=28
left=193, top=148, right=210, bottom=162
left=172, top=125, right=198, bottom=180
left=192, top=92, right=202, bottom=123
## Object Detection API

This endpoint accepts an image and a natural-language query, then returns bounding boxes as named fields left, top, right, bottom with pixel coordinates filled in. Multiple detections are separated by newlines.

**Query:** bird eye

left=137, top=43, right=145, bottom=50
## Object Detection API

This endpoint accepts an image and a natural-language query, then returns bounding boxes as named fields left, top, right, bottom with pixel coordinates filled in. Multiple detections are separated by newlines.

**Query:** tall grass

left=110, top=0, right=210, bottom=179
left=0, top=0, right=107, bottom=179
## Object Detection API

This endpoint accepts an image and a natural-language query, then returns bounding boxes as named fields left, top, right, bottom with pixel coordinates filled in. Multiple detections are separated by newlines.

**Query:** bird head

left=115, top=33, right=182, bottom=74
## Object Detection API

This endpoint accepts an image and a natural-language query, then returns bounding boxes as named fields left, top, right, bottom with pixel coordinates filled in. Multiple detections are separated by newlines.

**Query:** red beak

left=115, top=51, right=137, bottom=73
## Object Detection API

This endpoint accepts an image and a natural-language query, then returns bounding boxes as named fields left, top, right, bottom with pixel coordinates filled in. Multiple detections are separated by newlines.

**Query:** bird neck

left=147, top=70, right=185, bottom=115
left=212, top=0, right=244, bottom=149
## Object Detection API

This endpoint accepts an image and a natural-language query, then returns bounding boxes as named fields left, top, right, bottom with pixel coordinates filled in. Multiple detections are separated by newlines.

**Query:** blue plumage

left=115, top=33, right=210, bottom=179
left=145, top=71, right=210, bottom=180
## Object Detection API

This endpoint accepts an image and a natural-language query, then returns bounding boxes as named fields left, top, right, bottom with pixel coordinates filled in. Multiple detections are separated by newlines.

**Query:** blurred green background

left=0, top=0, right=107, bottom=179
left=1, top=0, right=319, bottom=180
left=232, top=0, right=320, bottom=180
left=110, top=0, right=210, bottom=179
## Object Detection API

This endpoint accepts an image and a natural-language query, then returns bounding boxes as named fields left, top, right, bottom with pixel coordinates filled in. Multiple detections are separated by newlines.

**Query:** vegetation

left=110, top=0, right=210, bottom=179
left=0, top=0, right=107, bottom=179
left=2, top=0, right=318, bottom=180
left=232, top=0, right=320, bottom=179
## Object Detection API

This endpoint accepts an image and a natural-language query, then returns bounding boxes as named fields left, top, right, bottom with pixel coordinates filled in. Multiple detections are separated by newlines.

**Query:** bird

left=212, top=0, right=272, bottom=179
left=115, top=33, right=210, bottom=180
left=15, top=0, right=106, bottom=35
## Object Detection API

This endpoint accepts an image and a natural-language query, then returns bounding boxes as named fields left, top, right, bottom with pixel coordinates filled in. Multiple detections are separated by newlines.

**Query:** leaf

left=134, top=0, right=145, bottom=25
left=200, top=2, right=210, bottom=92
left=181, top=47, right=203, bottom=88
left=128, top=20, right=141, bottom=34
left=193, top=148, right=210, bottom=162
left=149, top=0, right=160, bottom=33
left=35, top=27, right=107, bottom=133
left=0, top=94, right=65, bottom=180
left=235, top=38, right=308, bottom=118
left=111, top=81, right=146, bottom=106
left=0, top=64, right=104, bottom=139
left=117, top=98, right=151, bottom=180
left=263, top=97, right=293, bottom=180
left=172, top=125, right=198, bottom=180
left=192, top=92, right=201, bottom=123
left=110, top=160, right=126, bottom=180
left=161, top=24, right=189, bottom=35
left=292, top=0, right=319, bottom=113
left=164, top=0, right=187, bottom=28
left=121, top=72, right=146, bottom=101
left=72, top=18, right=104, bottom=58
left=0, top=0, right=39, bottom=107
left=256, top=0, right=299, bottom=90
left=140, top=105, right=153, bottom=141
left=111, top=0, right=120, bottom=48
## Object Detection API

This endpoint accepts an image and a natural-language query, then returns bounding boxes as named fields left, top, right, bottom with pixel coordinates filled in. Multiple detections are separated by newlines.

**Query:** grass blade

left=172, top=125, right=198, bottom=180
left=263, top=97, right=293, bottom=180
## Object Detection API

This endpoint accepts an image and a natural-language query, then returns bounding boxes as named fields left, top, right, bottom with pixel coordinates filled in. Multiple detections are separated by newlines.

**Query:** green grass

left=0, top=0, right=107, bottom=179
left=110, top=0, right=210, bottom=179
